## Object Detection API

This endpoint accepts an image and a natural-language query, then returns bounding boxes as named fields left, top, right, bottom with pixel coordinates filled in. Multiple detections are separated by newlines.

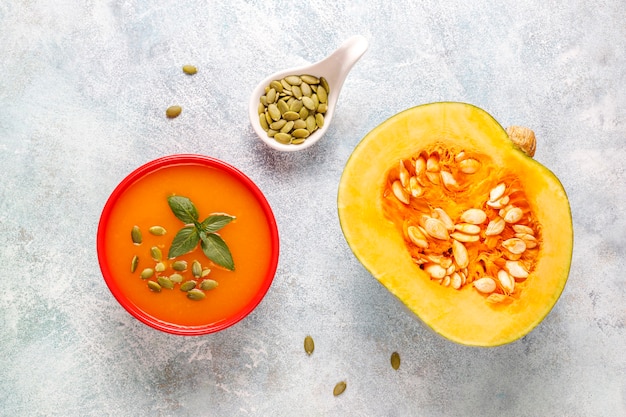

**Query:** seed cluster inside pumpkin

left=382, top=145, right=541, bottom=304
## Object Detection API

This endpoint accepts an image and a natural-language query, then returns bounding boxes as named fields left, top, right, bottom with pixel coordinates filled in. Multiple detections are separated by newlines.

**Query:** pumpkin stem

left=506, top=126, right=536, bottom=158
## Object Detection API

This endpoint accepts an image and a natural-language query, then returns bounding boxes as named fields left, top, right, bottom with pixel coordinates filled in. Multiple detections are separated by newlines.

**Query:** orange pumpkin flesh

left=337, top=102, right=573, bottom=347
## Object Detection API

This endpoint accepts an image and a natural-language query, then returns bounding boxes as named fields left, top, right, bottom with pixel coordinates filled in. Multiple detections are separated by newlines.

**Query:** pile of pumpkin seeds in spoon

left=257, top=74, right=330, bottom=145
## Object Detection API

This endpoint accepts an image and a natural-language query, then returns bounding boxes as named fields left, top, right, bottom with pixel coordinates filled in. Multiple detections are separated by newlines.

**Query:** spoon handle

left=321, top=35, right=369, bottom=90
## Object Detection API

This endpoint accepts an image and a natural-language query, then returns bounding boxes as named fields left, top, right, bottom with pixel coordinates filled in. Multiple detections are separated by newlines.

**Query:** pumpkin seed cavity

left=384, top=149, right=541, bottom=304
left=258, top=74, right=330, bottom=145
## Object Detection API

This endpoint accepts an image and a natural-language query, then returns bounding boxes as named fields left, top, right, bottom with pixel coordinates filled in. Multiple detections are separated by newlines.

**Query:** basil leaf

left=167, top=195, right=199, bottom=224
left=200, top=233, right=235, bottom=271
left=201, top=214, right=236, bottom=233
left=168, top=226, right=200, bottom=258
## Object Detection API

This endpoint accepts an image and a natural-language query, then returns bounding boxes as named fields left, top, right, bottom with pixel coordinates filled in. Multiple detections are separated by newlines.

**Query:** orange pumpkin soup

left=98, top=156, right=279, bottom=333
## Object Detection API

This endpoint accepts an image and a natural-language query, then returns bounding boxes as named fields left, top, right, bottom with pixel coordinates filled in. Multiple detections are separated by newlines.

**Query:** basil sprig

left=167, top=195, right=235, bottom=271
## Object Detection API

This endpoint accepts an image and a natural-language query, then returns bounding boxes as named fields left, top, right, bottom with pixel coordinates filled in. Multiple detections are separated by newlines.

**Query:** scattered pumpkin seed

left=172, top=260, right=187, bottom=271
left=131, top=225, right=142, bottom=245
left=155, top=262, right=166, bottom=273
left=182, top=64, right=197, bottom=75
left=147, top=280, right=161, bottom=292
left=157, top=276, right=174, bottom=290
left=199, top=279, right=218, bottom=291
left=150, top=246, right=162, bottom=262
left=180, top=280, right=197, bottom=292
left=333, top=381, right=347, bottom=396
left=201, top=268, right=212, bottom=277
left=149, top=226, right=167, bottom=236
left=390, top=352, right=401, bottom=370
left=187, top=288, right=206, bottom=300
left=166, top=105, right=182, bottom=118
left=130, top=255, right=139, bottom=273
left=304, top=335, right=315, bottom=355
left=140, top=268, right=154, bottom=279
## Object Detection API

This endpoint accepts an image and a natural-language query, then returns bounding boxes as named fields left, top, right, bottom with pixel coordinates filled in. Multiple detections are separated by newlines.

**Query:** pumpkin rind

left=337, top=102, right=573, bottom=347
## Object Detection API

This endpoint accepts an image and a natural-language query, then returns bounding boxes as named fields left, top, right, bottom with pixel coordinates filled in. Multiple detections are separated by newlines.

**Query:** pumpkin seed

left=285, top=75, right=302, bottom=85
left=140, top=268, right=154, bottom=279
left=301, top=74, right=319, bottom=84
left=316, top=85, right=328, bottom=103
left=259, top=114, right=269, bottom=131
left=182, top=65, right=197, bottom=75
left=187, top=289, right=205, bottom=300
left=172, top=260, right=187, bottom=271
left=155, top=262, right=166, bottom=273
left=166, top=105, right=182, bottom=118
left=503, top=206, right=524, bottom=223
left=201, top=268, right=212, bottom=277
left=315, top=113, right=324, bottom=128
left=147, top=280, right=161, bottom=292
left=199, top=279, right=218, bottom=291
left=157, top=276, right=174, bottom=290
left=301, top=96, right=316, bottom=111
left=280, top=121, right=295, bottom=134
left=269, top=119, right=287, bottom=130
left=268, top=104, right=281, bottom=121
left=460, top=209, right=487, bottom=225
left=304, top=335, right=315, bottom=355
left=390, top=351, right=401, bottom=370
left=180, top=280, right=197, bottom=292
left=333, top=381, right=347, bottom=396
left=282, top=111, right=300, bottom=121
left=292, top=128, right=310, bottom=139
left=266, top=88, right=277, bottom=104
left=131, top=225, right=142, bottom=245
left=270, top=80, right=283, bottom=92
left=300, top=82, right=312, bottom=97
left=424, top=218, right=449, bottom=240
left=169, top=273, right=184, bottom=283
left=474, top=277, right=497, bottom=294
left=274, top=132, right=292, bottom=144
left=320, top=77, right=330, bottom=94
left=192, top=260, right=202, bottom=278
left=150, top=246, right=162, bottom=262
left=131, top=255, right=139, bottom=273
left=277, top=99, right=289, bottom=114
left=149, top=226, right=167, bottom=236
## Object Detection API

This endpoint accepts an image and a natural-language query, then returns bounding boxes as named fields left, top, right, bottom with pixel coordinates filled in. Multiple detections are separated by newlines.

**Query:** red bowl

left=97, top=154, right=279, bottom=335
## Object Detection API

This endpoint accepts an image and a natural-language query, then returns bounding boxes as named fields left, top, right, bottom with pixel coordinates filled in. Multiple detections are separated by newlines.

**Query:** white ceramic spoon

left=249, top=35, right=369, bottom=152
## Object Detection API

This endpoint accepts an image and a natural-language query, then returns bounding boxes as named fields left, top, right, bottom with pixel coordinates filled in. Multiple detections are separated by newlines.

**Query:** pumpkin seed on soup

left=130, top=255, right=139, bottom=273
left=187, top=288, right=206, bottom=300
left=149, top=226, right=167, bottom=236
left=131, top=225, right=142, bottom=245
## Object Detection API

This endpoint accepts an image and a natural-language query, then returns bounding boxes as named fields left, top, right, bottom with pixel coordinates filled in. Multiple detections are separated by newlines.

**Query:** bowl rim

left=96, top=154, right=280, bottom=336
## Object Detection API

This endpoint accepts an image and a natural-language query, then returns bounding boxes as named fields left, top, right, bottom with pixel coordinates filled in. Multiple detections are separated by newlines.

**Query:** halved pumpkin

left=337, top=102, right=572, bottom=347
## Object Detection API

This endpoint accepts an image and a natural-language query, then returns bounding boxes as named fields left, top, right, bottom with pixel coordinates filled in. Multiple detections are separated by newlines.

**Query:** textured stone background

left=1, top=1, right=624, bottom=416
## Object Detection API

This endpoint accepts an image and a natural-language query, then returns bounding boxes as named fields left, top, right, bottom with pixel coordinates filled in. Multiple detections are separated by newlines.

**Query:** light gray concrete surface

left=1, top=1, right=624, bottom=416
